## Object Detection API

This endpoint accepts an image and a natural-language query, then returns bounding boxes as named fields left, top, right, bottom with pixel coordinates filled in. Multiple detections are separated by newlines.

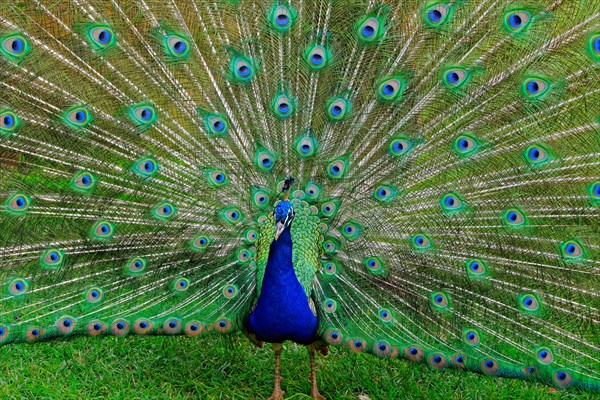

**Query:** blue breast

left=247, top=226, right=318, bottom=345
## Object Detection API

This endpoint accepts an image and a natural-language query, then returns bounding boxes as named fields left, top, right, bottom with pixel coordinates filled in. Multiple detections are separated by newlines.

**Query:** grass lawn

left=0, top=333, right=594, bottom=399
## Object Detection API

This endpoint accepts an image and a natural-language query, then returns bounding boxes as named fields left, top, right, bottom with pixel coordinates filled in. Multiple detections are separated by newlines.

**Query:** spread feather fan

left=0, top=0, right=599, bottom=398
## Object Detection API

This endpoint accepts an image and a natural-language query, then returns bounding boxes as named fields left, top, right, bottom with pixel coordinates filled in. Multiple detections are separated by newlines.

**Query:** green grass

left=0, top=333, right=595, bottom=399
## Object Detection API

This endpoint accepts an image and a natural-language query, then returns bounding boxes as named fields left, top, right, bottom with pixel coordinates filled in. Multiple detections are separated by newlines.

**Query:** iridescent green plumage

left=0, top=0, right=599, bottom=396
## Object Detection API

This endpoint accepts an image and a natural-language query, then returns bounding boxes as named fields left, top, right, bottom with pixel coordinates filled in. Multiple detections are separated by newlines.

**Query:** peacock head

left=274, top=177, right=295, bottom=240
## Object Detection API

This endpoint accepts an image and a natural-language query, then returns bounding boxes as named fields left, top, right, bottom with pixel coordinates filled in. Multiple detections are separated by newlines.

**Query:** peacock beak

left=274, top=221, right=285, bottom=241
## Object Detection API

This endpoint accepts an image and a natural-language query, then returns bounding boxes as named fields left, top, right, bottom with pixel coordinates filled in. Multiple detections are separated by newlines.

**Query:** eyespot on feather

left=0, top=109, right=20, bottom=135
left=404, top=345, right=424, bottom=362
left=85, top=287, right=103, bottom=304
left=134, top=319, right=154, bottom=335
left=5, top=194, right=31, bottom=214
left=162, top=318, right=182, bottom=334
left=1, top=34, right=31, bottom=59
left=427, top=352, right=447, bottom=369
left=222, top=284, right=238, bottom=299
left=86, top=25, right=116, bottom=50
left=111, top=319, right=130, bottom=336
left=425, top=4, right=449, bottom=26
left=57, top=316, right=77, bottom=334
left=324, top=329, right=343, bottom=345
left=40, top=248, right=64, bottom=269
left=87, top=321, right=107, bottom=336
left=481, top=358, right=500, bottom=375
left=213, top=318, right=233, bottom=333
left=184, top=321, right=205, bottom=337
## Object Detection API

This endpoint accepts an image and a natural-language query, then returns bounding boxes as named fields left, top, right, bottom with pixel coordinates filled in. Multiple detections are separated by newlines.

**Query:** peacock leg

left=307, top=345, right=327, bottom=400
left=267, top=343, right=284, bottom=400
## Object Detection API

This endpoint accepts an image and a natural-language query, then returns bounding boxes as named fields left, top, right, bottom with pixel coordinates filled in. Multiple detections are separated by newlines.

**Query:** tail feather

left=0, top=0, right=599, bottom=392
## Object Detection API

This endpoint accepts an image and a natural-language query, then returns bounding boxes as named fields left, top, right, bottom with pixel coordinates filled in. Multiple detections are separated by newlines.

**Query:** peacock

left=0, top=0, right=599, bottom=398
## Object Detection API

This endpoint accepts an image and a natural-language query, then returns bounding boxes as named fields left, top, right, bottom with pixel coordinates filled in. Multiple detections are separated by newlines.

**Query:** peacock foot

left=267, top=388, right=284, bottom=400
left=309, top=389, right=327, bottom=400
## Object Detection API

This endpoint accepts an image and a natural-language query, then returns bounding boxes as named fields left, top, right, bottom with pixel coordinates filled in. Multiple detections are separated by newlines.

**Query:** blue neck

left=247, top=225, right=318, bottom=344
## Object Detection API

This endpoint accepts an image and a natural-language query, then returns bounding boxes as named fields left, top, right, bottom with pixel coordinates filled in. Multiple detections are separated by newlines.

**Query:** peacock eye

left=412, top=234, right=432, bottom=250
left=428, top=353, right=448, bottom=369
left=191, top=234, right=210, bottom=251
left=481, top=358, right=499, bottom=375
left=323, top=261, right=337, bottom=275
left=378, top=308, right=392, bottom=322
left=166, top=35, right=189, bottom=57
left=295, top=137, right=317, bottom=157
left=252, top=190, right=270, bottom=208
left=256, top=150, right=275, bottom=171
left=0, top=110, right=19, bottom=134
left=203, top=112, right=228, bottom=135
left=504, top=208, right=525, bottom=226
left=86, top=287, right=103, bottom=303
left=323, top=298, right=337, bottom=313
left=364, top=256, right=384, bottom=274
left=464, top=329, right=480, bottom=345
left=377, top=76, right=404, bottom=101
left=184, top=321, right=204, bottom=337
left=340, top=220, right=362, bottom=241
left=326, top=98, right=350, bottom=120
left=536, top=347, right=553, bottom=364
left=523, top=78, right=549, bottom=98
left=589, top=181, right=599, bottom=198
left=270, top=5, right=295, bottom=31
left=444, top=68, right=468, bottom=87
left=466, top=258, right=488, bottom=278
left=518, top=293, right=541, bottom=313
left=431, top=291, right=450, bottom=309
left=125, top=257, right=147, bottom=274
left=129, top=104, right=157, bottom=126
left=231, top=56, right=254, bottom=81
left=305, top=45, right=328, bottom=69
left=373, top=184, right=397, bottom=202
left=275, top=7, right=291, bottom=26
left=358, top=16, right=384, bottom=43
left=592, top=35, right=600, bottom=55
left=41, top=248, right=65, bottom=268
left=173, top=277, right=190, bottom=292
left=453, top=134, right=479, bottom=155
left=404, top=345, right=424, bottom=361
left=206, top=169, right=228, bottom=187
left=389, top=137, right=412, bottom=156
left=553, top=370, right=573, bottom=388
left=322, top=238, right=339, bottom=255
left=153, top=202, right=176, bottom=219
left=305, top=183, right=321, bottom=200
left=505, top=11, right=530, bottom=32
left=91, top=220, right=114, bottom=240
left=327, top=159, right=347, bottom=178
left=560, top=240, right=584, bottom=260
left=221, top=206, right=243, bottom=224
left=65, top=106, right=92, bottom=128
left=2, top=34, right=30, bottom=58
left=88, top=26, right=115, bottom=49
left=273, top=94, right=295, bottom=118
left=71, top=171, right=97, bottom=193
left=426, top=4, right=449, bottom=25
left=222, top=284, right=239, bottom=299
left=440, top=192, right=465, bottom=212
left=8, top=278, right=28, bottom=296
left=6, top=193, right=31, bottom=213
left=132, top=157, right=159, bottom=178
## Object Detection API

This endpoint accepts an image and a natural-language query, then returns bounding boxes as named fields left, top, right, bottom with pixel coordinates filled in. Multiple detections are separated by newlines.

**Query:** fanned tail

left=0, top=0, right=598, bottom=392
